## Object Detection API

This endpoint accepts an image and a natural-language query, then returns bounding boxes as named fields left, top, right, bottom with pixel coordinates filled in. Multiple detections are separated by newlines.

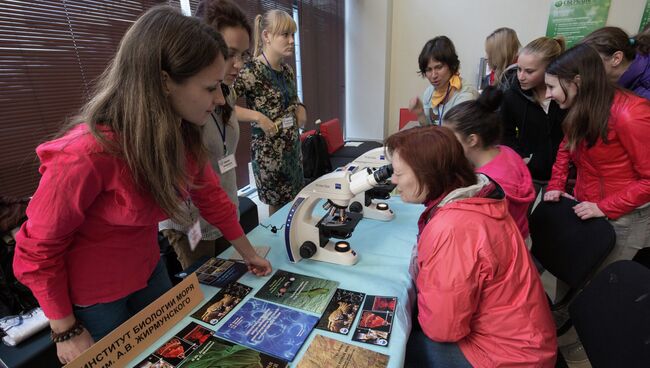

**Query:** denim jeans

left=74, top=259, right=172, bottom=341
left=405, top=320, right=473, bottom=368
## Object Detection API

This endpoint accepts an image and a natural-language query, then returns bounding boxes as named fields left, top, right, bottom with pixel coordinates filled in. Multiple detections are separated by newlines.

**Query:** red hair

left=385, top=126, right=476, bottom=201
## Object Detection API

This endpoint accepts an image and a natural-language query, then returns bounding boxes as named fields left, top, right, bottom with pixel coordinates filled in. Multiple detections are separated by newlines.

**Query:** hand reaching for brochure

left=246, top=254, right=272, bottom=276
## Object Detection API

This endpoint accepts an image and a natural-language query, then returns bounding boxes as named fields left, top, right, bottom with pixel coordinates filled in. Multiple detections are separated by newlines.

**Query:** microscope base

left=362, top=202, right=395, bottom=222
left=310, top=241, right=359, bottom=266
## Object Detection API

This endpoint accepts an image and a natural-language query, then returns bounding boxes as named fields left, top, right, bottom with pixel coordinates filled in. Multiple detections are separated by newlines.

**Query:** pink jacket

left=417, top=180, right=556, bottom=367
left=547, top=91, right=650, bottom=220
left=477, top=145, right=535, bottom=237
left=14, top=124, right=244, bottom=319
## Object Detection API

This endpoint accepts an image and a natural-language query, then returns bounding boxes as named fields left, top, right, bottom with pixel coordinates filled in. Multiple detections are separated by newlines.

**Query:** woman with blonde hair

left=13, top=6, right=271, bottom=364
left=485, top=27, right=521, bottom=91
left=500, top=36, right=567, bottom=183
left=234, top=9, right=306, bottom=215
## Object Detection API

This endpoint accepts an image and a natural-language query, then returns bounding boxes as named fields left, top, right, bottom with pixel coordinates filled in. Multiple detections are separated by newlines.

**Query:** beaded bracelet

left=51, top=320, right=85, bottom=343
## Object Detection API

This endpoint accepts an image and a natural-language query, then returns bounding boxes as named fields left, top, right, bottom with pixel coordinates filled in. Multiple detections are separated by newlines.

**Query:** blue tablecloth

left=128, top=196, right=421, bottom=367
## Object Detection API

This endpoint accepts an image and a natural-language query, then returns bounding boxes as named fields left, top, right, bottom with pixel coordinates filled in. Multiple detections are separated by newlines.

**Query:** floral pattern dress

left=234, top=58, right=304, bottom=206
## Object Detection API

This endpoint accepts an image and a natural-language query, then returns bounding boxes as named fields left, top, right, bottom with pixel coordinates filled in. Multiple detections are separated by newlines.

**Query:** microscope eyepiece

left=372, top=164, right=393, bottom=183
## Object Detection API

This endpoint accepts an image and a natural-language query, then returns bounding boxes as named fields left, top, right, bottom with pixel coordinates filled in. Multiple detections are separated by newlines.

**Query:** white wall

left=345, top=0, right=647, bottom=140
left=345, top=0, right=392, bottom=140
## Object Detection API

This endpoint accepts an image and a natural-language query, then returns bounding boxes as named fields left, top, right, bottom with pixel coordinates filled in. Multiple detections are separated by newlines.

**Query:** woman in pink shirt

left=13, top=7, right=271, bottom=365
left=387, top=127, right=556, bottom=367
left=444, top=86, right=536, bottom=239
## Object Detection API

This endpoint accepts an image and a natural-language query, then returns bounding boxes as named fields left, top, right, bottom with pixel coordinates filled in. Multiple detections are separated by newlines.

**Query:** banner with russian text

left=65, top=273, right=203, bottom=368
left=546, top=0, right=611, bottom=48
left=641, top=0, right=650, bottom=32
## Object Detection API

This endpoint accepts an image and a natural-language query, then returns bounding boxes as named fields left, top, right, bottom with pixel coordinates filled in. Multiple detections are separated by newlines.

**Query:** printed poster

left=546, top=0, right=611, bottom=48
left=254, top=269, right=339, bottom=314
left=641, top=0, right=650, bottom=32
left=215, top=298, right=319, bottom=361
left=297, top=335, right=389, bottom=368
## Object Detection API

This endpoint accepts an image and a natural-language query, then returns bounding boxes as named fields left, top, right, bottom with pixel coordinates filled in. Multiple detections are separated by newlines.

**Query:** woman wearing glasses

left=234, top=9, right=306, bottom=215
left=159, top=0, right=257, bottom=268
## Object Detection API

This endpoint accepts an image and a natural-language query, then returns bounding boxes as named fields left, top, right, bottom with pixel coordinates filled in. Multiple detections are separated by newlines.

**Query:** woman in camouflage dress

left=235, top=9, right=306, bottom=215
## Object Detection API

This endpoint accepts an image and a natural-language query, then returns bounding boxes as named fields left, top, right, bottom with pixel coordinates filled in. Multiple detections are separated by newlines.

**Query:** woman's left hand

left=246, top=255, right=272, bottom=276
left=573, top=201, right=605, bottom=220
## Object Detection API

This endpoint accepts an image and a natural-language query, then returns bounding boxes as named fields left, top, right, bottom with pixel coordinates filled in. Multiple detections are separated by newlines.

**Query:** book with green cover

left=178, top=336, right=287, bottom=368
left=254, top=269, right=339, bottom=314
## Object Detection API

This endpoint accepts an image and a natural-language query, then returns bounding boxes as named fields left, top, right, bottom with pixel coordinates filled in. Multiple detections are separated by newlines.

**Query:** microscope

left=343, top=147, right=396, bottom=222
left=284, top=165, right=393, bottom=266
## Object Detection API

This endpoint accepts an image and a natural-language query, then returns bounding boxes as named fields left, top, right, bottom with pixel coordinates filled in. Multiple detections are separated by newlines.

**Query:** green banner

left=641, top=0, right=650, bottom=32
left=546, top=0, right=611, bottom=48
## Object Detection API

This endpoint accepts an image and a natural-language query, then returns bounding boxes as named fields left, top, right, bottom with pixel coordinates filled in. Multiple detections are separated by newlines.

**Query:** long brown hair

left=546, top=44, right=615, bottom=150
left=385, top=126, right=476, bottom=202
left=75, top=6, right=228, bottom=223
left=582, top=26, right=650, bottom=60
left=485, top=28, right=520, bottom=85
left=196, top=0, right=252, bottom=125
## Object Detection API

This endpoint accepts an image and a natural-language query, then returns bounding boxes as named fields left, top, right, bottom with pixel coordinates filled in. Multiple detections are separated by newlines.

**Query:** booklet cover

left=254, top=269, right=339, bottom=314
left=215, top=298, right=319, bottom=362
left=188, top=257, right=248, bottom=287
left=178, top=336, right=288, bottom=368
left=315, top=288, right=365, bottom=335
left=352, top=295, right=397, bottom=347
left=135, top=322, right=214, bottom=368
left=297, top=335, right=389, bottom=368
left=190, top=282, right=252, bottom=325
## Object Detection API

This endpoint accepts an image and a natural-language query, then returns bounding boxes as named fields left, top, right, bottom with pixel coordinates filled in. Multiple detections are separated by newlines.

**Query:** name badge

left=282, top=116, right=294, bottom=129
left=188, top=219, right=202, bottom=251
left=218, top=154, right=237, bottom=174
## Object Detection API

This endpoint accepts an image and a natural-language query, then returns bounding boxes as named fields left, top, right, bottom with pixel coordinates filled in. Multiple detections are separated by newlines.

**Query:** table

left=128, top=196, right=421, bottom=367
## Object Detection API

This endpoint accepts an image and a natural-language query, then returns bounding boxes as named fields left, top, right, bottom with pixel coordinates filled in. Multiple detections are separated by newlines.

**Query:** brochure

left=352, top=295, right=397, bottom=347
left=254, top=269, right=339, bottom=314
left=190, top=282, right=252, bottom=325
left=315, top=288, right=365, bottom=335
left=178, top=336, right=287, bottom=368
left=215, top=298, right=319, bottom=361
left=297, top=334, right=389, bottom=368
left=135, top=322, right=213, bottom=368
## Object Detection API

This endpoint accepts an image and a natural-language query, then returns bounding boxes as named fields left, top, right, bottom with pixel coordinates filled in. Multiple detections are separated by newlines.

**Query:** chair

left=399, top=108, right=419, bottom=130
left=529, top=196, right=616, bottom=334
left=319, top=118, right=382, bottom=166
left=569, top=260, right=650, bottom=367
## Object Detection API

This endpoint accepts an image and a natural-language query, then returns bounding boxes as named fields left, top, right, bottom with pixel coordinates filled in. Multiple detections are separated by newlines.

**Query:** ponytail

left=253, top=14, right=264, bottom=57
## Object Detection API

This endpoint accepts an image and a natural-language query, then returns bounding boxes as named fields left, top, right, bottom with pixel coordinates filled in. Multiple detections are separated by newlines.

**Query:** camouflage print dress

left=234, top=59, right=304, bottom=206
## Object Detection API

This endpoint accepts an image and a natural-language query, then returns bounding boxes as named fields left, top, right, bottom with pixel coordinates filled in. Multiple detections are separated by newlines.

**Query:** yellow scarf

left=430, top=74, right=462, bottom=107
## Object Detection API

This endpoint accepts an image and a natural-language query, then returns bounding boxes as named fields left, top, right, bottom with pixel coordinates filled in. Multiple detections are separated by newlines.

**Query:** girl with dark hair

left=159, top=0, right=254, bottom=268
left=13, top=7, right=271, bottom=364
left=544, top=44, right=650, bottom=267
left=408, top=36, right=478, bottom=126
left=500, top=36, right=567, bottom=183
left=388, top=126, right=556, bottom=368
left=445, top=86, right=535, bottom=239
left=581, top=26, right=650, bottom=99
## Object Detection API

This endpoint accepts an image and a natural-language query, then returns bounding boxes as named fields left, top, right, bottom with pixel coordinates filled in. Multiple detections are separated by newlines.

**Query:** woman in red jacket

left=13, top=7, right=271, bottom=365
left=389, top=126, right=556, bottom=368
left=544, top=44, right=650, bottom=267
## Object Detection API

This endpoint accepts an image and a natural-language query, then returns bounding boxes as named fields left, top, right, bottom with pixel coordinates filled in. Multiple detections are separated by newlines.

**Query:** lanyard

left=435, top=84, right=452, bottom=126
left=261, top=52, right=291, bottom=109
left=211, top=112, right=228, bottom=155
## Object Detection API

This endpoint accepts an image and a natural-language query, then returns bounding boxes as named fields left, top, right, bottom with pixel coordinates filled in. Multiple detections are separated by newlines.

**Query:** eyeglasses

left=229, top=50, right=252, bottom=64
